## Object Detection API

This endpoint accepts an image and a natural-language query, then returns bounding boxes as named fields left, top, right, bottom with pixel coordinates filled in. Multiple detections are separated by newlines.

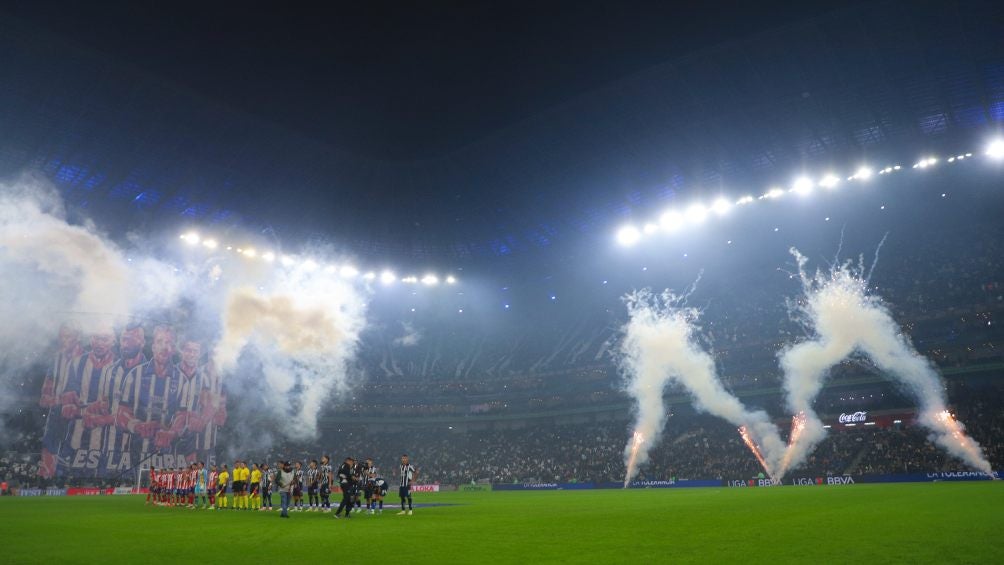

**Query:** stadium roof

left=0, top=0, right=1002, bottom=264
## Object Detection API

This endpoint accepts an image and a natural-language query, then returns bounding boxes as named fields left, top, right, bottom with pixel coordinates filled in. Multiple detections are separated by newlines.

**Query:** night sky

left=2, top=1, right=862, bottom=160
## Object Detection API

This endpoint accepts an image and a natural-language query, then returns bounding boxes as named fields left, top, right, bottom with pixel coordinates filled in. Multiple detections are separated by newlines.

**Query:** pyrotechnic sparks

left=623, top=431, right=645, bottom=487
left=738, top=426, right=771, bottom=478
left=778, top=411, right=807, bottom=477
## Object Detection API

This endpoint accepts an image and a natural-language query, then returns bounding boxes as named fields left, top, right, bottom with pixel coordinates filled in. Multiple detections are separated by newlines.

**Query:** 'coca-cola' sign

left=838, top=411, right=868, bottom=423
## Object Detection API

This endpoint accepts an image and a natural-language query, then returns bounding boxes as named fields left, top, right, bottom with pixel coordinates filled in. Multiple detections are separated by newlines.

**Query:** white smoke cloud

left=393, top=322, right=421, bottom=347
left=620, top=290, right=786, bottom=485
left=213, top=269, right=367, bottom=439
left=778, top=249, right=993, bottom=476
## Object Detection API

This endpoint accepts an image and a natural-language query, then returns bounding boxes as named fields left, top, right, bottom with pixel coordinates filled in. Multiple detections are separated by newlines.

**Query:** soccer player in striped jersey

left=187, top=463, right=199, bottom=508
left=216, top=464, right=230, bottom=509
left=363, top=458, right=377, bottom=513
left=249, top=463, right=262, bottom=510
left=397, top=454, right=417, bottom=515
left=319, top=456, right=333, bottom=512
left=292, top=461, right=304, bottom=511
left=260, top=463, right=273, bottom=511
left=207, top=464, right=219, bottom=510
left=306, top=460, right=319, bottom=511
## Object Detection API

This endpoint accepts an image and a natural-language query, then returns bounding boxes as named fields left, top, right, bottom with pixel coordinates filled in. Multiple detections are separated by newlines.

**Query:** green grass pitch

left=2, top=483, right=1001, bottom=564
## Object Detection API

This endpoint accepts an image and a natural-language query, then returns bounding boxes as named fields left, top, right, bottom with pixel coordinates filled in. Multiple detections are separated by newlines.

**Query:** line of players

left=146, top=454, right=418, bottom=516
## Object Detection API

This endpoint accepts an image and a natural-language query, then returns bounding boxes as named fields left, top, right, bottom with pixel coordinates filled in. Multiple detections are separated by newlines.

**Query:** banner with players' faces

left=37, top=321, right=227, bottom=479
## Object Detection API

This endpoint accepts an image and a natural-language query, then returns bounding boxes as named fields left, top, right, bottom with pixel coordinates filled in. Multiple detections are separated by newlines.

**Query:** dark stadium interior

left=1, top=0, right=1003, bottom=501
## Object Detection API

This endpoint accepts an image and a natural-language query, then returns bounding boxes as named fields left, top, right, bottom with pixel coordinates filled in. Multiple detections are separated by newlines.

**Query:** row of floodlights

left=178, top=233, right=456, bottom=286
left=616, top=139, right=1004, bottom=246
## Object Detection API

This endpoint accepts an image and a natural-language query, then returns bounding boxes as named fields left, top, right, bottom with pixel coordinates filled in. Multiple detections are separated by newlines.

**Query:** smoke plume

left=620, top=290, right=786, bottom=484
left=778, top=249, right=993, bottom=476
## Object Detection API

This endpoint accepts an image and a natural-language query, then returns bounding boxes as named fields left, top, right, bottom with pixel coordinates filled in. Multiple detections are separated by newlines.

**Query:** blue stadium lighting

left=421, top=274, right=439, bottom=286
left=446, top=275, right=457, bottom=285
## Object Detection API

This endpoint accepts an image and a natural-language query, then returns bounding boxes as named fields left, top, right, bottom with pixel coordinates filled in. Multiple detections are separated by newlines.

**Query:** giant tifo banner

left=37, top=321, right=227, bottom=479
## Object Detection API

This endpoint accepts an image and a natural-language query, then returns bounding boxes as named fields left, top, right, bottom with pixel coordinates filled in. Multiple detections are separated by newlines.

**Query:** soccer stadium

left=1, top=2, right=1002, bottom=563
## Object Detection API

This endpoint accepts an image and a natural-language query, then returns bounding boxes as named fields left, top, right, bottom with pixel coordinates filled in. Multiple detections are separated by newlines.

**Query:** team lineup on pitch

left=145, top=454, right=419, bottom=518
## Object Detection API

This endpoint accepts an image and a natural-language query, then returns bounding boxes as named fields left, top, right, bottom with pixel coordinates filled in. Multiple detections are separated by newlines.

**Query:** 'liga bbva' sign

left=838, top=411, right=868, bottom=424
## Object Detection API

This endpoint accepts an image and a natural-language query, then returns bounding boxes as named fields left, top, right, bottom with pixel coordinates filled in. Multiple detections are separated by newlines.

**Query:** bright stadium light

left=854, top=166, right=873, bottom=181
left=643, top=223, right=659, bottom=234
left=363, top=271, right=376, bottom=281
left=181, top=232, right=200, bottom=245
left=202, top=238, right=218, bottom=249
left=340, top=265, right=359, bottom=278
left=242, top=248, right=257, bottom=258
left=262, top=251, right=275, bottom=262
left=711, top=197, right=731, bottom=216
left=616, top=225, right=642, bottom=246
left=281, top=255, right=295, bottom=267
left=659, top=210, right=684, bottom=231
left=446, top=275, right=457, bottom=285
left=762, top=187, right=785, bottom=200
left=987, top=139, right=1004, bottom=159
left=685, top=203, right=708, bottom=224
left=380, top=271, right=397, bottom=285
left=819, top=174, right=840, bottom=189
left=402, top=276, right=418, bottom=284
left=735, top=195, right=754, bottom=205
left=302, top=259, right=319, bottom=272
left=421, top=274, right=439, bottom=286
left=791, top=176, right=814, bottom=195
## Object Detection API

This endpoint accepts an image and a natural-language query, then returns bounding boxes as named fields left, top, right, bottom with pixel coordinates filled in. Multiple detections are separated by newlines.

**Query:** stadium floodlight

left=181, top=232, right=200, bottom=245
left=854, top=166, right=873, bottom=180
left=446, top=275, right=457, bottom=285
left=380, top=270, right=396, bottom=285
left=402, top=276, right=418, bottom=284
left=281, top=255, right=295, bottom=267
left=202, top=239, right=218, bottom=249
left=711, top=197, right=731, bottom=216
left=302, top=259, right=319, bottom=271
left=762, top=187, right=785, bottom=200
left=616, top=225, right=642, bottom=246
left=643, top=223, right=659, bottom=234
left=735, top=195, right=754, bottom=205
left=242, top=248, right=257, bottom=258
left=363, top=271, right=376, bottom=281
left=819, top=174, right=840, bottom=189
left=421, top=274, right=439, bottom=286
left=340, top=265, right=359, bottom=278
left=791, top=176, right=814, bottom=195
left=262, top=251, right=275, bottom=262
left=987, top=139, right=1004, bottom=159
left=685, top=203, right=708, bottom=224
left=659, top=210, right=684, bottom=232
